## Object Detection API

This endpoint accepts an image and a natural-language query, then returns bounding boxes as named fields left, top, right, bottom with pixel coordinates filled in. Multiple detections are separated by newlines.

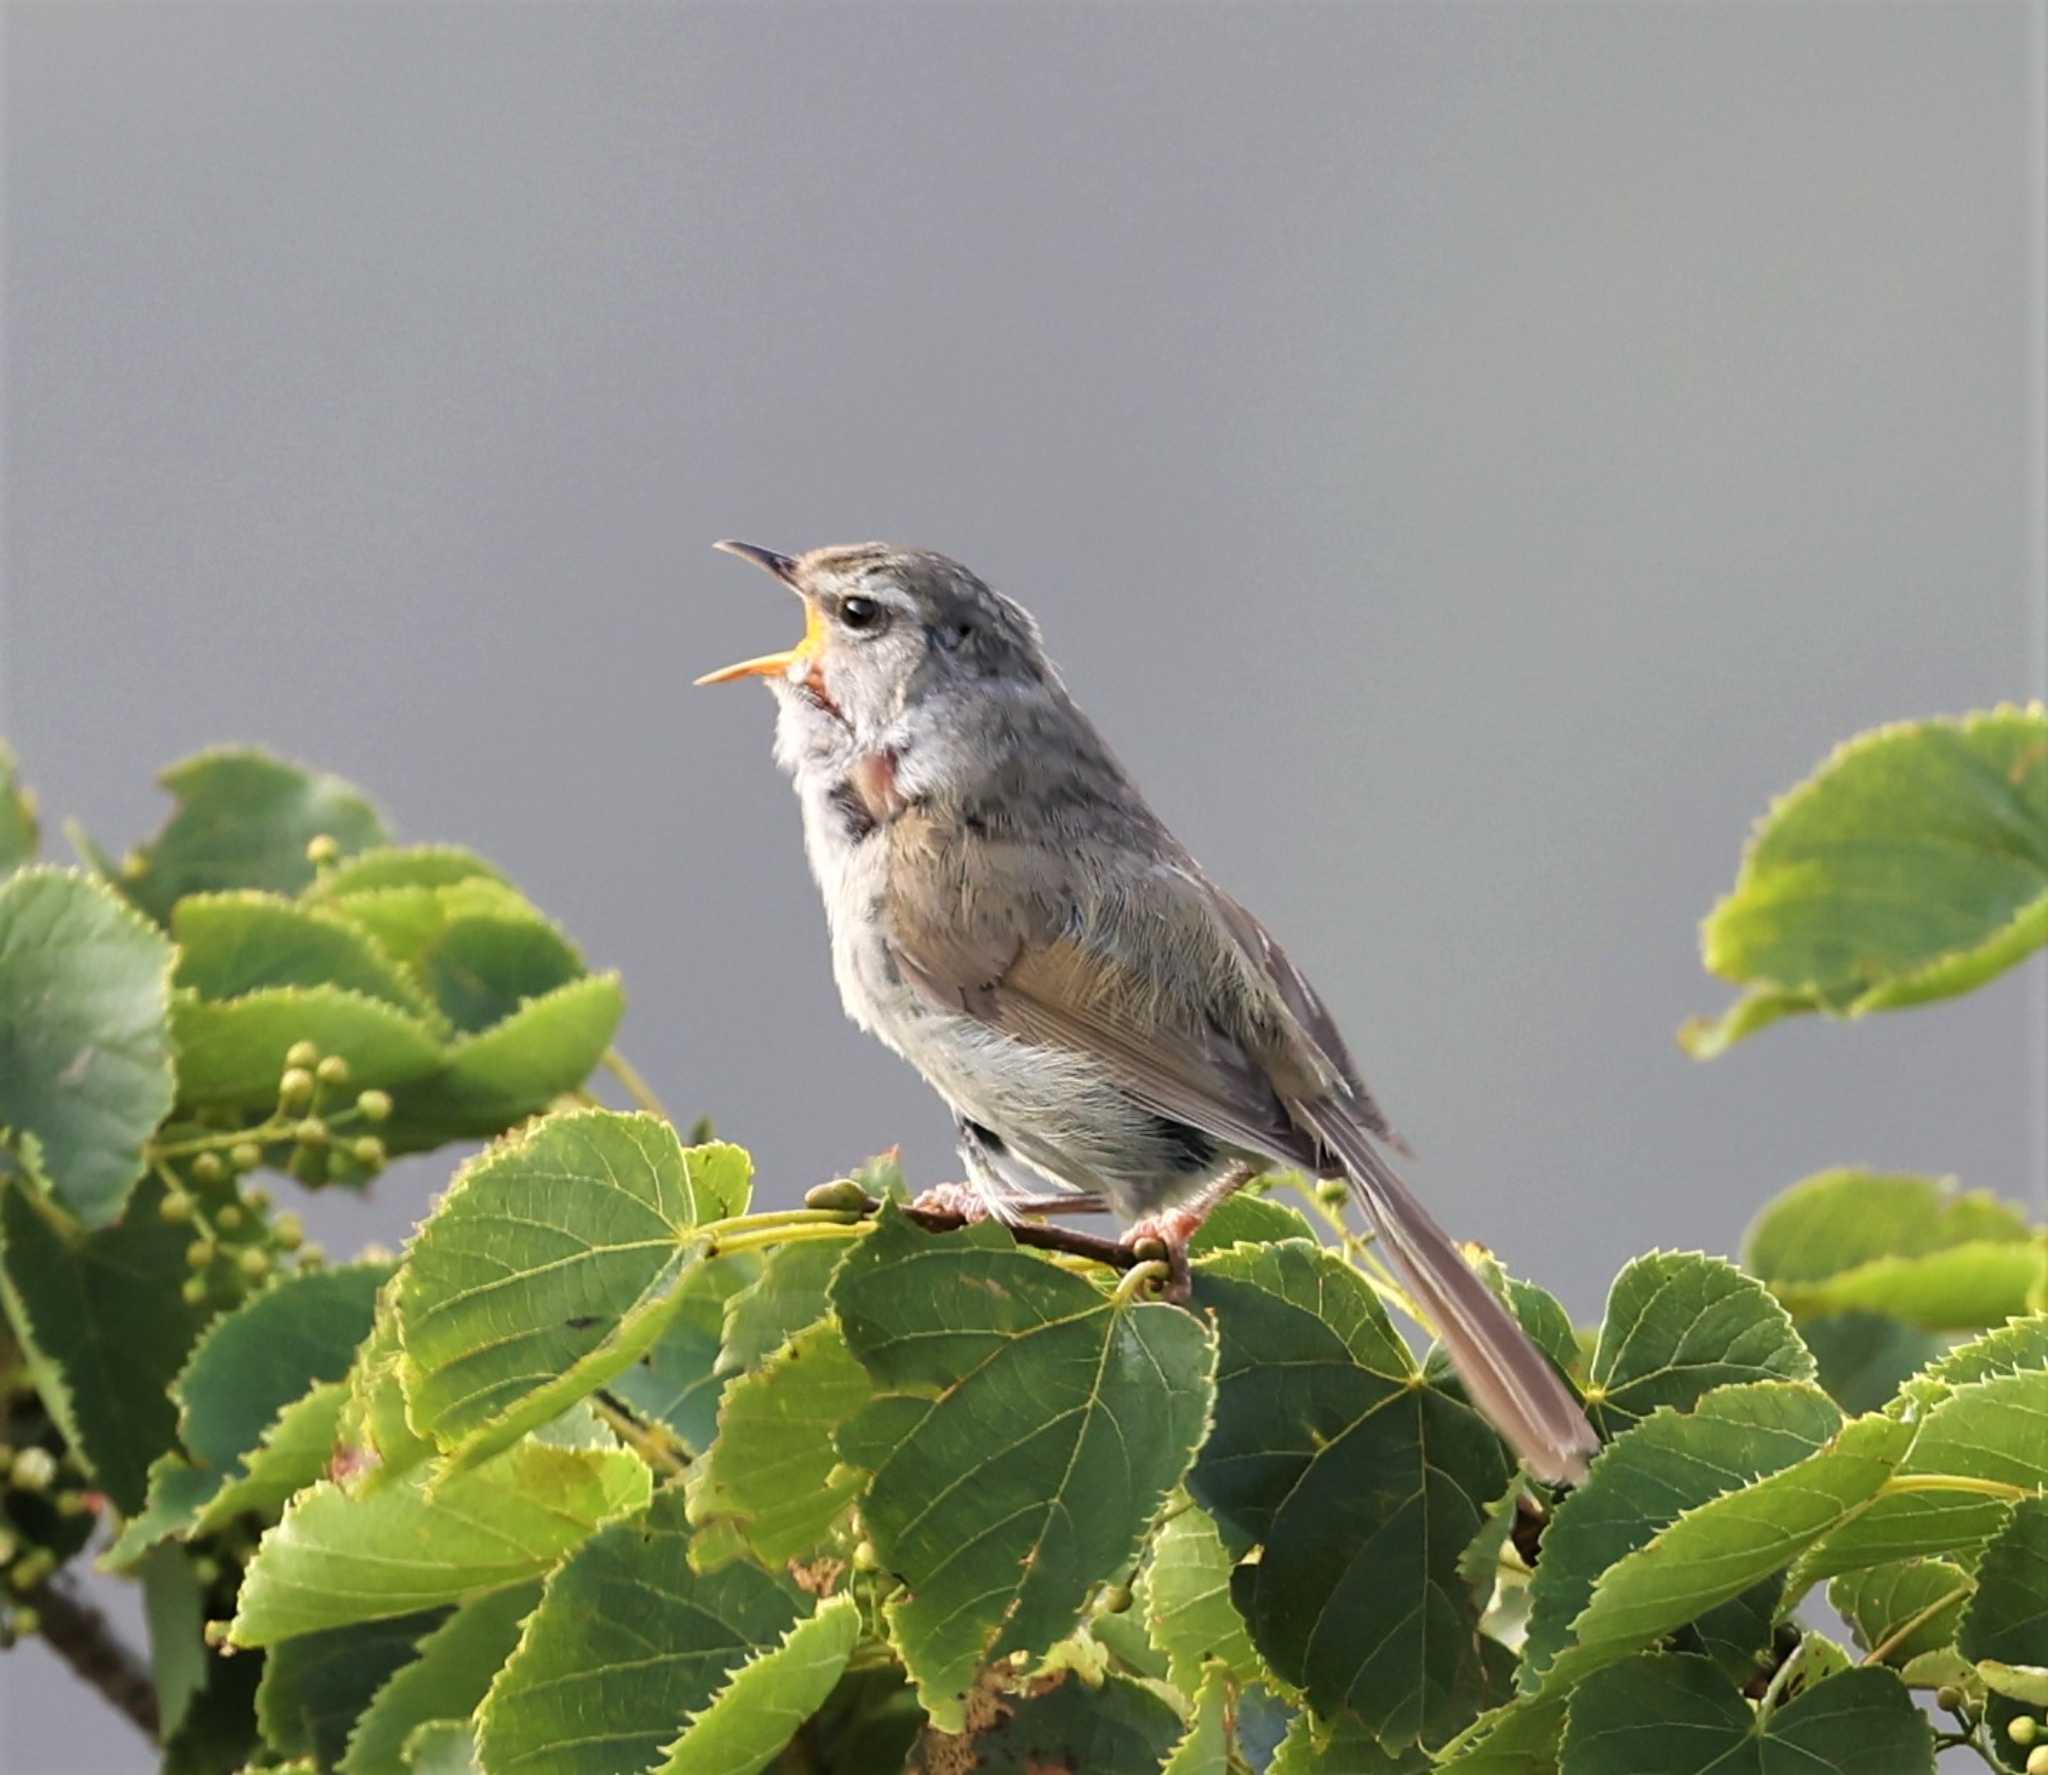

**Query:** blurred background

left=3, top=4, right=2042, bottom=1768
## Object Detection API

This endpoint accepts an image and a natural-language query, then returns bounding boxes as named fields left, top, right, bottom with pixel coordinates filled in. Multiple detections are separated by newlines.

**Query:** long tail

left=1292, top=1097, right=1599, bottom=1486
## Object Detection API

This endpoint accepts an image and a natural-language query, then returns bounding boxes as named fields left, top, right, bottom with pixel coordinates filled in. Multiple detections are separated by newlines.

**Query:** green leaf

left=112, top=1262, right=388, bottom=1557
left=1524, top=1383, right=1911, bottom=1697
left=687, top=1313, right=872, bottom=1568
left=179, top=1261, right=391, bottom=1474
left=1188, top=1238, right=1511, bottom=1747
left=314, top=877, right=547, bottom=972
left=715, top=1240, right=844, bottom=1377
left=1797, top=1365, right=2048, bottom=1579
left=1161, top=1666, right=1233, bottom=1775
left=1979, top=1661, right=2048, bottom=1705
left=228, top=1430, right=650, bottom=1644
left=416, top=916, right=585, bottom=1036
left=397, top=1115, right=747, bottom=1473
left=257, top=1610, right=448, bottom=1768
left=943, top=1671, right=1185, bottom=1774
left=171, top=984, right=444, bottom=1111
left=1270, top=1707, right=1436, bottom=1773
left=339, top=1583, right=540, bottom=1775
left=650, top=1591, right=860, bottom=1775
left=1829, top=1558, right=1973, bottom=1668
left=1558, top=1653, right=1932, bottom=1774
left=475, top=1486, right=810, bottom=1775
left=162, top=1638, right=263, bottom=1775
left=1684, top=707, right=2048, bottom=1055
left=1959, top=1497, right=2048, bottom=1758
left=0, top=1171, right=211, bottom=1510
left=1188, top=1187, right=1321, bottom=1255
left=0, top=868, right=176, bottom=1224
left=125, top=747, right=388, bottom=922
left=1142, top=1501, right=1261, bottom=1695
left=1744, top=1169, right=2041, bottom=1330
left=172, top=891, right=438, bottom=1020
left=1434, top=1695, right=1567, bottom=1774
left=1910, top=1314, right=2048, bottom=1400
left=307, top=845, right=508, bottom=898
left=0, top=742, right=39, bottom=875
left=141, top=1545, right=209, bottom=1744
left=1586, top=1252, right=1813, bottom=1435
left=1796, top=1313, right=1944, bottom=1416
left=829, top=1208, right=1216, bottom=1732
left=607, top=1249, right=761, bottom=1455
left=335, top=1274, right=436, bottom=1479
left=390, top=974, right=625, bottom=1146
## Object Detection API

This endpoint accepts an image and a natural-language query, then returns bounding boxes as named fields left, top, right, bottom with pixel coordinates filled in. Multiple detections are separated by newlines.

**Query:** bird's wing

left=881, top=838, right=1320, bottom=1167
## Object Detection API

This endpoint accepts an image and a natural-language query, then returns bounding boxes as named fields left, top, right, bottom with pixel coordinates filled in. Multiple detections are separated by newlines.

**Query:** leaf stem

left=590, top=1394, right=691, bottom=1477
left=1858, top=1581, right=1972, bottom=1667
left=1878, top=1474, right=2034, bottom=1503
left=602, top=1049, right=673, bottom=1123
left=704, top=1220, right=874, bottom=1261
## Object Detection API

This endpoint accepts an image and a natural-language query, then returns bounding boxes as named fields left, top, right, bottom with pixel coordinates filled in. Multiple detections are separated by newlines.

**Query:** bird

left=697, top=539, right=1599, bottom=1485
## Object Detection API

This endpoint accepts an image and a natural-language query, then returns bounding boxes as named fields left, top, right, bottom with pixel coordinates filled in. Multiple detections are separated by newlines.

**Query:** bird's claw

left=907, top=1181, right=991, bottom=1224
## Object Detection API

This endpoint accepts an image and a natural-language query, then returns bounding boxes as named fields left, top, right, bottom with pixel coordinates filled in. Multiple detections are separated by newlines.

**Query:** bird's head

left=697, top=541, right=1049, bottom=749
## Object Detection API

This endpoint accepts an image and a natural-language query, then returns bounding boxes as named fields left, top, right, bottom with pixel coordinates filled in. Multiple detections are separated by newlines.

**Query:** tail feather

left=1292, top=1098, right=1599, bottom=1486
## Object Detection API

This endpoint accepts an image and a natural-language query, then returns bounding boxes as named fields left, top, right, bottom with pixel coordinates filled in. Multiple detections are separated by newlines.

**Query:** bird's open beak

left=696, top=541, right=825, bottom=686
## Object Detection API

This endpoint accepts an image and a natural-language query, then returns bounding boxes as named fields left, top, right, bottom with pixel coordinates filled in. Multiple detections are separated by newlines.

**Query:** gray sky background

left=2, top=4, right=2043, bottom=1770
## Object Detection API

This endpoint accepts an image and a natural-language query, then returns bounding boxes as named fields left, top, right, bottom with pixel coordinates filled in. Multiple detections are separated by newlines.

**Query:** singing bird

left=699, top=540, right=1598, bottom=1484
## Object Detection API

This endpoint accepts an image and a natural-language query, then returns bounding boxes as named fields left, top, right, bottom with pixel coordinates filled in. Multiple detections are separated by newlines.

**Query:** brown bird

left=700, top=540, right=1598, bottom=1484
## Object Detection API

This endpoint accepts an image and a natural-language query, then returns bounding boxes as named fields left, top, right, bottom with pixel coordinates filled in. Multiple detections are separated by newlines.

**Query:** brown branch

left=32, top=1577, right=160, bottom=1743
left=900, top=1204, right=1146, bottom=1271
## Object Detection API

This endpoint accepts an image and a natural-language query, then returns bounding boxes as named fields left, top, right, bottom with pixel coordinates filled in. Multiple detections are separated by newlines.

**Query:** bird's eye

left=837, top=596, right=885, bottom=634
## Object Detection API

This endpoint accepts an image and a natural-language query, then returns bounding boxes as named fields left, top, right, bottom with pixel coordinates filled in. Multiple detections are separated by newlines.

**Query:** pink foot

left=1123, top=1206, right=1208, bottom=1302
left=908, top=1181, right=992, bottom=1224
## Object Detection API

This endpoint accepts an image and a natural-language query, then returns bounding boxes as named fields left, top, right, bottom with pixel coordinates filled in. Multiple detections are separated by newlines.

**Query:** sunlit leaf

left=831, top=1208, right=1215, bottom=1732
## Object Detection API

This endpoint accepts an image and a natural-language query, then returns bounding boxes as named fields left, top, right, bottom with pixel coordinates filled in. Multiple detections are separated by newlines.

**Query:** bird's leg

left=1122, top=1163, right=1257, bottom=1302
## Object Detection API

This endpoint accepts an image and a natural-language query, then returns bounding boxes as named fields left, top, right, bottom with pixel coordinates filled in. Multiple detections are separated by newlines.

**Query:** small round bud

left=305, top=834, right=340, bottom=867
left=805, top=1179, right=872, bottom=1214
left=158, top=1191, right=194, bottom=1224
left=1937, top=1686, right=1965, bottom=1714
left=297, top=1245, right=327, bottom=1271
left=279, top=1068, right=316, bottom=1110
left=285, top=1039, right=320, bottom=1069
left=2026, top=1745, right=2048, bottom=1775
left=315, top=1055, right=351, bottom=1088
left=1095, top=1583, right=1133, bottom=1615
left=185, top=1239, right=216, bottom=1270
left=294, top=1117, right=329, bottom=1148
left=9, top=1448, right=57, bottom=1493
left=853, top=1541, right=881, bottom=1572
left=351, top=1135, right=387, bottom=1169
left=237, top=1248, right=271, bottom=1281
left=9, top=1548, right=54, bottom=1591
left=245, top=1187, right=272, bottom=1211
left=230, top=1141, right=263, bottom=1173
left=1316, top=1176, right=1350, bottom=1204
left=273, top=1212, right=304, bottom=1251
left=355, top=1088, right=393, bottom=1122
left=54, top=1490, right=88, bottom=1518
left=0, top=1530, right=14, bottom=1567
left=192, top=1151, right=226, bottom=1185
left=9, top=1606, right=38, bottom=1637
left=192, top=1555, right=222, bottom=1587
left=119, top=849, right=146, bottom=879
left=2011, top=1717, right=2041, bottom=1748
left=181, top=1277, right=209, bottom=1306
left=1130, top=1236, right=1169, bottom=1265
left=215, top=1205, right=243, bottom=1231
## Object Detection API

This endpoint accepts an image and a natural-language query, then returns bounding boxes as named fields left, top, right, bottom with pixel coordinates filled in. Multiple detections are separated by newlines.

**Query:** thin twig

left=900, top=1202, right=1153, bottom=1273
left=602, top=1049, right=673, bottom=1124
left=32, top=1578, right=159, bottom=1744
